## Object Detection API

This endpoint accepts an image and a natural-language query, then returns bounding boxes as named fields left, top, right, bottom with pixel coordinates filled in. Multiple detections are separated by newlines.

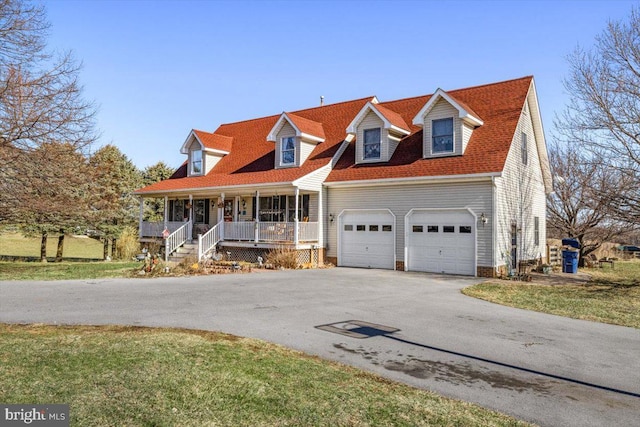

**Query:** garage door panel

left=340, top=211, right=395, bottom=270
left=406, top=210, right=476, bottom=276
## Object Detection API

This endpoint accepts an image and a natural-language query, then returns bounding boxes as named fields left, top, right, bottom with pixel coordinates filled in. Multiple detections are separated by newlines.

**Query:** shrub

left=116, top=227, right=140, bottom=260
left=266, top=247, right=298, bottom=269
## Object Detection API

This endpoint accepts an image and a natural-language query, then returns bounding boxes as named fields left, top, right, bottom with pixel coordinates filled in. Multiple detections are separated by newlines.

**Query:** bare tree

left=557, top=5, right=640, bottom=223
left=546, top=141, right=635, bottom=263
left=0, top=0, right=96, bottom=222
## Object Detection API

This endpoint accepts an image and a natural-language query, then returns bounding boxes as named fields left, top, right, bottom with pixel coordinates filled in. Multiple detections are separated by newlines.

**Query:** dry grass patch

left=0, top=324, right=532, bottom=427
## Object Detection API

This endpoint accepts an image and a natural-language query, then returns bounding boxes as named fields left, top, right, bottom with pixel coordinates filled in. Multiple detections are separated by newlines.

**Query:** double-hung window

left=432, top=118, right=453, bottom=154
left=363, top=128, right=381, bottom=160
left=191, top=149, right=202, bottom=174
left=281, top=136, right=295, bottom=165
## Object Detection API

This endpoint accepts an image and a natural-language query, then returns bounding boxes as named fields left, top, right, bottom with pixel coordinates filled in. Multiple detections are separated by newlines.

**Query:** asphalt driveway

left=1, top=268, right=639, bottom=427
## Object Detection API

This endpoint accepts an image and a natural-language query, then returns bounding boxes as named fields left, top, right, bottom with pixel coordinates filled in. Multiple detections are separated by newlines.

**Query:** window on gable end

left=191, top=149, right=202, bottom=174
left=432, top=118, right=453, bottom=154
left=363, top=128, right=381, bottom=160
left=281, top=136, right=295, bottom=165
left=521, top=132, right=528, bottom=165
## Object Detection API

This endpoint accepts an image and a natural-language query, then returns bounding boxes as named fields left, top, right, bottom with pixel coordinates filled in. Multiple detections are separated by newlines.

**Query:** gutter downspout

left=492, top=176, right=497, bottom=277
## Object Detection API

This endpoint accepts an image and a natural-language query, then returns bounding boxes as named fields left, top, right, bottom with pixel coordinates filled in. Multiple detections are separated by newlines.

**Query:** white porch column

left=188, top=194, right=193, bottom=241
left=163, top=196, right=168, bottom=230
left=254, top=190, right=260, bottom=242
left=294, top=187, right=300, bottom=245
left=219, top=193, right=225, bottom=240
left=138, top=197, right=144, bottom=237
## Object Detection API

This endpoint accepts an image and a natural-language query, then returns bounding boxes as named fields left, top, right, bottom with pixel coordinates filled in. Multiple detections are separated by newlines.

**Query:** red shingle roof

left=136, top=76, right=533, bottom=194
left=371, top=103, right=410, bottom=133
left=286, top=113, right=326, bottom=141
left=327, top=76, right=532, bottom=183
left=193, top=130, right=233, bottom=153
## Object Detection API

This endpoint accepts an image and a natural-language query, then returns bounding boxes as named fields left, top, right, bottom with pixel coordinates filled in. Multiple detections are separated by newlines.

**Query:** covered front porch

left=137, top=184, right=323, bottom=261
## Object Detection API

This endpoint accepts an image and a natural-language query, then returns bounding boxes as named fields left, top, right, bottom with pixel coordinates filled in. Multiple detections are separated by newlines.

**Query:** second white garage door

left=339, top=210, right=395, bottom=269
left=406, top=209, right=476, bottom=276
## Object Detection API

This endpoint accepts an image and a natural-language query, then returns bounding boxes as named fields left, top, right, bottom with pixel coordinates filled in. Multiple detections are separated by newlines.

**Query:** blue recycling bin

left=562, top=250, right=579, bottom=274
left=562, top=238, right=580, bottom=249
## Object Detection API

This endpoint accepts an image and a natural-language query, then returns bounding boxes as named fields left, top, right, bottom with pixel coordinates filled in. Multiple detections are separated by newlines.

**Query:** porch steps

left=168, top=242, right=198, bottom=264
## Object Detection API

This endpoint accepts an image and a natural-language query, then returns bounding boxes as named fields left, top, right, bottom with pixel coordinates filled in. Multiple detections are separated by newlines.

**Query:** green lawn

left=0, top=261, right=139, bottom=281
left=0, top=324, right=531, bottom=427
left=0, top=232, right=104, bottom=260
left=463, top=261, right=640, bottom=329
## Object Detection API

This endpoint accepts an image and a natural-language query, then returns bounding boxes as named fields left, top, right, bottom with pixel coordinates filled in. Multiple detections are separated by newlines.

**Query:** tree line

left=0, top=0, right=173, bottom=261
left=548, top=5, right=640, bottom=261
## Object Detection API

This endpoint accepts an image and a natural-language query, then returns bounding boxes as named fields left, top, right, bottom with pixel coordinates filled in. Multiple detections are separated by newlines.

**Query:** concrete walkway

left=1, top=268, right=639, bottom=427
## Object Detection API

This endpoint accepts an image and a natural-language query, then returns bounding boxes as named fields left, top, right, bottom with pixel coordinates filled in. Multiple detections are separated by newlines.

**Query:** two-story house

left=135, top=76, right=551, bottom=277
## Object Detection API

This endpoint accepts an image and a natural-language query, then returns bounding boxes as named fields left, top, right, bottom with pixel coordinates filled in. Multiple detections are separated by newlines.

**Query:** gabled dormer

left=412, top=89, right=483, bottom=158
left=180, top=130, right=233, bottom=176
left=346, top=101, right=410, bottom=164
left=267, top=112, right=325, bottom=169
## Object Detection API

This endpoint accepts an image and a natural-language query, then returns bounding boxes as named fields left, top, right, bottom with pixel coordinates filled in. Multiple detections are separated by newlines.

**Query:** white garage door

left=339, top=210, right=395, bottom=269
left=406, top=210, right=476, bottom=276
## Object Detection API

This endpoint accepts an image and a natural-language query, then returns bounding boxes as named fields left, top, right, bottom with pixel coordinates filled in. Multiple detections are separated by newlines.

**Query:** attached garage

left=338, top=209, right=395, bottom=269
left=406, top=209, right=476, bottom=276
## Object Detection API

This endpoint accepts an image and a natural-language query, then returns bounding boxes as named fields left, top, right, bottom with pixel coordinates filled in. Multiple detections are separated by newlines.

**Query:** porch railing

left=165, top=221, right=192, bottom=262
left=224, top=222, right=255, bottom=241
left=258, top=222, right=294, bottom=242
left=198, top=219, right=223, bottom=260
left=140, top=221, right=185, bottom=237
left=298, top=222, right=318, bottom=241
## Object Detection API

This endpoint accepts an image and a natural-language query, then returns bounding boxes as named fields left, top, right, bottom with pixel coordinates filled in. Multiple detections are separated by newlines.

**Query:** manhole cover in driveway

left=315, top=320, right=400, bottom=339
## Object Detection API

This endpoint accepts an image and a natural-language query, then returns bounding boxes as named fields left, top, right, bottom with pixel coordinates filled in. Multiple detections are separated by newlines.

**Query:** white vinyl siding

left=495, top=90, right=547, bottom=266
left=462, top=122, right=474, bottom=153
left=422, top=98, right=462, bottom=158
left=326, top=181, right=493, bottom=270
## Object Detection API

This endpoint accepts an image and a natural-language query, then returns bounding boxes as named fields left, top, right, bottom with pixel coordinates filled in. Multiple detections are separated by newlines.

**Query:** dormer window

left=191, top=149, right=203, bottom=174
left=363, top=128, right=381, bottom=159
left=346, top=101, right=410, bottom=164
left=268, top=113, right=325, bottom=169
left=281, top=136, right=295, bottom=165
left=432, top=118, right=453, bottom=154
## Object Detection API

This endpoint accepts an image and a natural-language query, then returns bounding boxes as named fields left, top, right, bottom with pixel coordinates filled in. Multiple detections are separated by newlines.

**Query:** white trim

left=337, top=208, right=396, bottom=270
left=346, top=102, right=410, bottom=136
left=526, top=79, right=553, bottom=193
left=203, top=147, right=230, bottom=156
left=412, top=88, right=484, bottom=127
left=300, top=132, right=325, bottom=143
left=404, top=207, right=477, bottom=276
left=267, top=113, right=325, bottom=143
left=267, top=113, right=295, bottom=142
left=180, top=130, right=202, bottom=154
left=324, top=172, right=500, bottom=188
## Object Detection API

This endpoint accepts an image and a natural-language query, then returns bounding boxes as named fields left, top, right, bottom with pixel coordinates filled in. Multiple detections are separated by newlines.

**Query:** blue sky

left=44, top=0, right=638, bottom=169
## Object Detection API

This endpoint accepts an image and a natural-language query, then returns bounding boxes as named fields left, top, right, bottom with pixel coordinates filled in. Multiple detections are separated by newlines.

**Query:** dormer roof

left=181, top=130, right=233, bottom=155
left=347, top=101, right=410, bottom=136
left=267, top=112, right=326, bottom=143
left=412, top=88, right=484, bottom=127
